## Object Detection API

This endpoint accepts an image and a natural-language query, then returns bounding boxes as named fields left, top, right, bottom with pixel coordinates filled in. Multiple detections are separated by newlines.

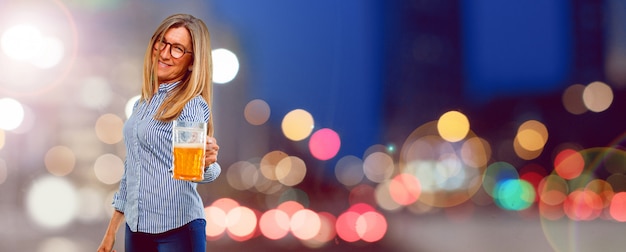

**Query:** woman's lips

left=158, top=61, right=171, bottom=67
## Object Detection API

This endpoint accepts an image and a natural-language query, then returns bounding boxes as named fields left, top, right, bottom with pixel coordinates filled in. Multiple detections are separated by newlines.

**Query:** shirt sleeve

left=112, top=100, right=139, bottom=213
left=196, top=162, right=221, bottom=184
left=112, top=159, right=128, bottom=213
left=178, top=96, right=210, bottom=124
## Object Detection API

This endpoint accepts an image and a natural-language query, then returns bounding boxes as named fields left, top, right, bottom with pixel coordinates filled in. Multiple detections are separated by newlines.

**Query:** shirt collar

left=158, top=81, right=180, bottom=93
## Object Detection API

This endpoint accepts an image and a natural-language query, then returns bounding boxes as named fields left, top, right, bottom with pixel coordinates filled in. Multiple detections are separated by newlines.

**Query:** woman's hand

left=97, top=210, right=124, bottom=252
left=205, top=136, right=219, bottom=165
left=96, top=234, right=116, bottom=252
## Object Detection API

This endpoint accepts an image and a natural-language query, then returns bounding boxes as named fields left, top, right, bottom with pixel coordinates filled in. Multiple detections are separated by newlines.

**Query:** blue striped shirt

left=113, top=81, right=221, bottom=234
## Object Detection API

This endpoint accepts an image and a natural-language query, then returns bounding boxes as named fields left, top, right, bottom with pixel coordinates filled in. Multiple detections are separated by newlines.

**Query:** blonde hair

left=141, top=13, right=214, bottom=136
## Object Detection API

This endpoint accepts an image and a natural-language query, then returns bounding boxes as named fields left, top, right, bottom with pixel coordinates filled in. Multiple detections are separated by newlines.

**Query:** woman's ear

left=188, top=65, right=193, bottom=71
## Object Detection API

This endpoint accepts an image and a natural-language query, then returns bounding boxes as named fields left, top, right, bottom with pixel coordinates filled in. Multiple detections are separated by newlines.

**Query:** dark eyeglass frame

left=154, top=39, right=193, bottom=59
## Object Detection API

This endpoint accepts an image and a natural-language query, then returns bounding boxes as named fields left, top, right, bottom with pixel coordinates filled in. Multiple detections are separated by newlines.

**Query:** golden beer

left=172, top=120, right=207, bottom=182
left=172, top=143, right=205, bottom=181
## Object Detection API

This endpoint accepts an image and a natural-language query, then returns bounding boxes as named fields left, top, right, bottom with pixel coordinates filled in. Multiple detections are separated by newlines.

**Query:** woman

left=97, top=14, right=221, bottom=252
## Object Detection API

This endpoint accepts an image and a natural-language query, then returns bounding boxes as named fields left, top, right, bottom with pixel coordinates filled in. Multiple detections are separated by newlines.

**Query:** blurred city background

left=1, top=0, right=625, bottom=251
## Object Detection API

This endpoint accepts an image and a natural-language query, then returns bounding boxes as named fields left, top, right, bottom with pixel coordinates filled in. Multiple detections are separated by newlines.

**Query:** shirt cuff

left=197, top=162, right=221, bottom=184
left=112, top=192, right=126, bottom=213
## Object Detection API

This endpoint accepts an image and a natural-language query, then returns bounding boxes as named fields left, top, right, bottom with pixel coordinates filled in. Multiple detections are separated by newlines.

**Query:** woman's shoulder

left=179, top=95, right=210, bottom=121
left=185, top=95, right=209, bottom=110
left=189, top=95, right=208, bottom=104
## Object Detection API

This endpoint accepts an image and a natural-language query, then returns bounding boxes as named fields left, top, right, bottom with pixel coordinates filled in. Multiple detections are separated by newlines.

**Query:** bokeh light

left=244, top=99, right=271, bottom=125
left=212, top=48, right=240, bottom=84
left=30, top=36, right=65, bottom=69
left=553, top=149, right=584, bottom=180
left=275, top=156, right=307, bottom=186
left=206, top=198, right=243, bottom=239
left=609, top=192, right=626, bottom=222
left=335, top=210, right=361, bottom=242
left=582, top=81, right=613, bottom=112
left=375, top=180, right=403, bottom=211
left=260, top=150, right=288, bottom=181
left=277, top=200, right=305, bottom=217
left=493, top=179, right=536, bottom=211
left=205, top=205, right=227, bottom=239
left=585, top=179, right=613, bottom=210
left=0, top=98, right=25, bottom=130
left=309, top=128, right=341, bottom=161
left=44, top=145, right=76, bottom=176
left=514, top=136, right=543, bottom=160
left=37, top=237, right=80, bottom=252
left=93, top=153, right=124, bottom=184
left=358, top=211, right=387, bottom=242
left=519, top=163, right=548, bottom=202
left=483, top=162, right=519, bottom=197
left=1, top=24, right=43, bottom=61
left=26, top=176, right=78, bottom=229
left=225, top=206, right=258, bottom=240
left=363, top=151, right=394, bottom=183
left=562, top=84, right=588, bottom=115
left=301, top=212, right=336, bottom=248
left=226, top=161, right=258, bottom=191
left=389, top=173, right=422, bottom=206
left=437, top=110, right=470, bottom=142
left=460, top=136, right=491, bottom=168
left=516, top=120, right=548, bottom=152
left=0, top=0, right=78, bottom=97
left=94, top=113, right=124, bottom=144
left=259, top=209, right=290, bottom=240
left=11, top=103, right=35, bottom=134
left=290, top=209, right=321, bottom=240
left=125, top=95, right=141, bottom=119
left=336, top=203, right=387, bottom=242
left=281, top=109, right=314, bottom=141
left=335, top=155, right=364, bottom=187
left=564, top=189, right=603, bottom=221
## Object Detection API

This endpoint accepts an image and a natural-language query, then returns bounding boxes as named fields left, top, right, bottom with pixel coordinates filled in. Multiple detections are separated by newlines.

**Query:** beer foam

left=173, top=143, right=204, bottom=148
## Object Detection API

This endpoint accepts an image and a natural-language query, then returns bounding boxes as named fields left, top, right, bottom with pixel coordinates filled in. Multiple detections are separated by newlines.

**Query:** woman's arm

left=97, top=210, right=125, bottom=252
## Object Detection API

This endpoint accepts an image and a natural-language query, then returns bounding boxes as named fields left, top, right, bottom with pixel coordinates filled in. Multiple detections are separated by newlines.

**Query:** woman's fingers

left=205, top=136, right=219, bottom=164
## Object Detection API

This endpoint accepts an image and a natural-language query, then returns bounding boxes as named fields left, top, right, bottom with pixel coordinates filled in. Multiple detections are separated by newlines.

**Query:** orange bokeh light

left=554, top=149, right=584, bottom=180
left=609, top=192, right=626, bottom=222
left=389, top=173, right=421, bottom=206
left=335, top=203, right=387, bottom=243
left=259, top=209, right=290, bottom=240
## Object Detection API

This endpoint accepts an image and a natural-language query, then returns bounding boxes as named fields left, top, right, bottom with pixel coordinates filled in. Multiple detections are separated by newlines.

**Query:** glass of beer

left=172, top=120, right=207, bottom=181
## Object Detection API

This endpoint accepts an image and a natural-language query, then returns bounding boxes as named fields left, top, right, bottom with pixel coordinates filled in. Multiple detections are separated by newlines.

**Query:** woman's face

left=153, top=26, right=194, bottom=84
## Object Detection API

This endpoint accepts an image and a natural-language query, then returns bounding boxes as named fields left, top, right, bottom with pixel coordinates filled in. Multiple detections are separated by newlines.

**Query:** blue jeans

left=125, top=219, right=206, bottom=252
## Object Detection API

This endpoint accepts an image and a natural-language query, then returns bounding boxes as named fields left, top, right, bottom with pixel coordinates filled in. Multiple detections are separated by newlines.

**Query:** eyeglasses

left=154, top=39, right=193, bottom=59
